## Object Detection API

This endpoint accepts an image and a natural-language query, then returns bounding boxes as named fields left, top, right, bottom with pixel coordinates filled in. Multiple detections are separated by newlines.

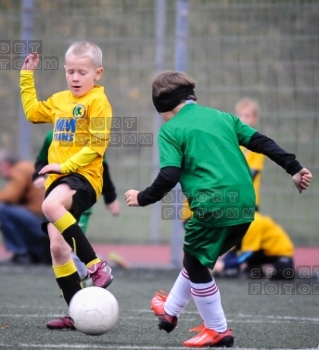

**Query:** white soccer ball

left=69, top=287, right=119, bottom=336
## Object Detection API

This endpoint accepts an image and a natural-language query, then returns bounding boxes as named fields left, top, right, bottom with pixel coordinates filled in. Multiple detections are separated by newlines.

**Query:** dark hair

left=152, top=71, right=197, bottom=100
left=152, top=71, right=197, bottom=112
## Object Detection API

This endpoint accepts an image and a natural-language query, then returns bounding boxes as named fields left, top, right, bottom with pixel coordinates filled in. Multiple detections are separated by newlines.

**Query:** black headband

left=152, top=88, right=196, bottom=113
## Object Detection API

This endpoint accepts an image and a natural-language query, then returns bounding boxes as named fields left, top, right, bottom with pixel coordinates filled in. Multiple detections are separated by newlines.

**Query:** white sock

left=71, top=252, right=87, bottom=279
left=164, top=268, right=192, bottom=317
left=190, top=278, right=227, bottom=332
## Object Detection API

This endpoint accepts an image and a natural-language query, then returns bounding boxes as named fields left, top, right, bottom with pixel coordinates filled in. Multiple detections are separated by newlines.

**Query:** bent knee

left=42, top=198, right=61, bottom=220
left=42, top=198, right=55, bottom=214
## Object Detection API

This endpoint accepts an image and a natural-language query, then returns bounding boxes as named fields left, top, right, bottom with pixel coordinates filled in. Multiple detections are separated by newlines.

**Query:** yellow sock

left=53, top=260, right=82, bottom=304
left=53, top=260, right=77, bottom=278
left=86, top=258, right=101, bottom=269
left=54, top=212, right=76, bottom=233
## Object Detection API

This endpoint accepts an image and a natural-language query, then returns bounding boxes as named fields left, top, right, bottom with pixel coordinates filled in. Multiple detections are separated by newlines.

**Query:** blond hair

left=152, top=71, right=197, bottom=100
left=235, top=98, right=259, bottom=118
left=65, top=41, right=102, bottom=68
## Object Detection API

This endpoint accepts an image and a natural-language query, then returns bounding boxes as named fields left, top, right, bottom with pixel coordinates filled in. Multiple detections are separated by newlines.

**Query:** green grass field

left=0, top=265, right=319, bottom=350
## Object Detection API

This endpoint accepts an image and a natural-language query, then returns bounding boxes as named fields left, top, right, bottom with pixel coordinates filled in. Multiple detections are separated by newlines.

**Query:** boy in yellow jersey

left=215, top=98, right=295, bottom=280
left=20, top=41, right=113, bottom=330
left=32, top=129, right=121, bottom=278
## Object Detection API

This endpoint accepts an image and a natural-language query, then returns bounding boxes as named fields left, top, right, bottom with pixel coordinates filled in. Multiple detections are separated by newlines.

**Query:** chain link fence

left=0, top=0, right=318, bottom=245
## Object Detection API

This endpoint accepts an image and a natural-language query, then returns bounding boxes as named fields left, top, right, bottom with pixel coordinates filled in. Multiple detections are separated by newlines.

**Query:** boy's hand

left=106, top=200, right=121, bottom=216
left=292, top=168, right=312, bottom=193
left=125, top=190, right=140, bottom=207
left=39, top=163, right=62, bottom=175
left=21, top=53, right=40, bottom=71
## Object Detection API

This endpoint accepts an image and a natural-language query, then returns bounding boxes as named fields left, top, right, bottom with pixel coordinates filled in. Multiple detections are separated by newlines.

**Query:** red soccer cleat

left=87, top=261, right=113, bottom=288
left=150, top=290, right=178, bottom=333
left=189, top=323, right=205, bottom=333
left=46, top=316, right=76, bottom=330
left=183, top=327, right=234, bottom=348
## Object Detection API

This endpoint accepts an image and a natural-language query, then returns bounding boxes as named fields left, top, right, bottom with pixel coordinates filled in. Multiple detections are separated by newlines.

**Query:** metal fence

left=0, top=0, right=318, bottom=246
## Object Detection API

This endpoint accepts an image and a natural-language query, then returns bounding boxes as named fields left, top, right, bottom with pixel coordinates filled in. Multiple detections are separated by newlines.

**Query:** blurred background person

left=0, top=149, right=51, bottom=265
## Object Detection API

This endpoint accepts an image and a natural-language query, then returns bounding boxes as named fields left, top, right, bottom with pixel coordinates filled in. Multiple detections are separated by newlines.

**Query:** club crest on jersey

left=73, top=104, right=86, bottom=119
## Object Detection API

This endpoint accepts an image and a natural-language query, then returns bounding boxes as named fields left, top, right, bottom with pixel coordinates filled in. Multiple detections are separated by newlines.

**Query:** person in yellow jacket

left=20, top=41, right=114, bottom=330
left=184, top=98, right=295, bottom=280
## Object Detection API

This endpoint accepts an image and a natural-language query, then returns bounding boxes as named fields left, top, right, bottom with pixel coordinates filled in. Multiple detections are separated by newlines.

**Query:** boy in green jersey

left=125, top=71, right=312, bottom=348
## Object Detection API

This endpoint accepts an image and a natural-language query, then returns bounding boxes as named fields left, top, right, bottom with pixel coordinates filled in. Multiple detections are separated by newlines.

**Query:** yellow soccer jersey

left=241, top=212, right=294, bottom=257
left=240, top=146, right=265, bottom=207
left=20, top=71, right=112, bottom=199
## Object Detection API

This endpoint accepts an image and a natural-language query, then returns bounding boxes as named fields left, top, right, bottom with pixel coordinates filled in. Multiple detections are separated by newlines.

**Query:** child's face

left=236, top=106, right=258, bottom=127
left=65, top=55, right=103, bottom=97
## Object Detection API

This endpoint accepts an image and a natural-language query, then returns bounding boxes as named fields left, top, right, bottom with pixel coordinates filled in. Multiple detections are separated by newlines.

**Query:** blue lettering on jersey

left=53, top=133, right=74, bottom=142
left=53, top=118, right=76, bottom=144
left=55, top=118, right=76, bottom=133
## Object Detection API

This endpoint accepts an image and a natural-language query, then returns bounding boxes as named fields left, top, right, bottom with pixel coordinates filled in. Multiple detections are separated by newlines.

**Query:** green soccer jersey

left=158, top=103, right=257, bottom=227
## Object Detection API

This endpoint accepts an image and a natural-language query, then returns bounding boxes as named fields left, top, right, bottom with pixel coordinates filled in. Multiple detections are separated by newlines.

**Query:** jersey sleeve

left=60, top=146, right=99, bottom=174
left=231, top=114, right=257, bottom=147
left=20, top=71, right=53, bottom=123
left=87, top=99, right=112, bottom=156
left=158, top=128, right=183, bottom=169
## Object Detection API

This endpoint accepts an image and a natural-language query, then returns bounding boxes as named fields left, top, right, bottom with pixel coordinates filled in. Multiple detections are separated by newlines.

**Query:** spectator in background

left=0, top=149, right=51, bottom=265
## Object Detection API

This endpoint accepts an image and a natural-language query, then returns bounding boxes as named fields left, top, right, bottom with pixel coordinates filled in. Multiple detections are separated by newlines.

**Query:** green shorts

left=183, top=217, right=251, bottom=269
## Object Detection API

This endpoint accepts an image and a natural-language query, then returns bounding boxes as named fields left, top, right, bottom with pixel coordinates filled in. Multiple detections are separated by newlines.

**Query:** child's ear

left=95, top=67, right=104, bottom=81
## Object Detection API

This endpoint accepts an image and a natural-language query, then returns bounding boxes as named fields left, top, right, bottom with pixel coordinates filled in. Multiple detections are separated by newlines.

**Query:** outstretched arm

left=125, top=166, right=180, bottom=207
left=247, top=132, right=312, bottom=193
left=20, top=53, right=52, bottom=123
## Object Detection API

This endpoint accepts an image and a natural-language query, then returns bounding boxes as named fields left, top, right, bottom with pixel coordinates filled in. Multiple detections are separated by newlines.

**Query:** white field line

left=5, top=306, right=319, bottom=323
left=131, top=310, right=319, bottom=323
left=0, top=314, right=294, bottom=323
left=0, top=314, right=292, bottom=323
left=2, top=308, right=319, bottom=323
